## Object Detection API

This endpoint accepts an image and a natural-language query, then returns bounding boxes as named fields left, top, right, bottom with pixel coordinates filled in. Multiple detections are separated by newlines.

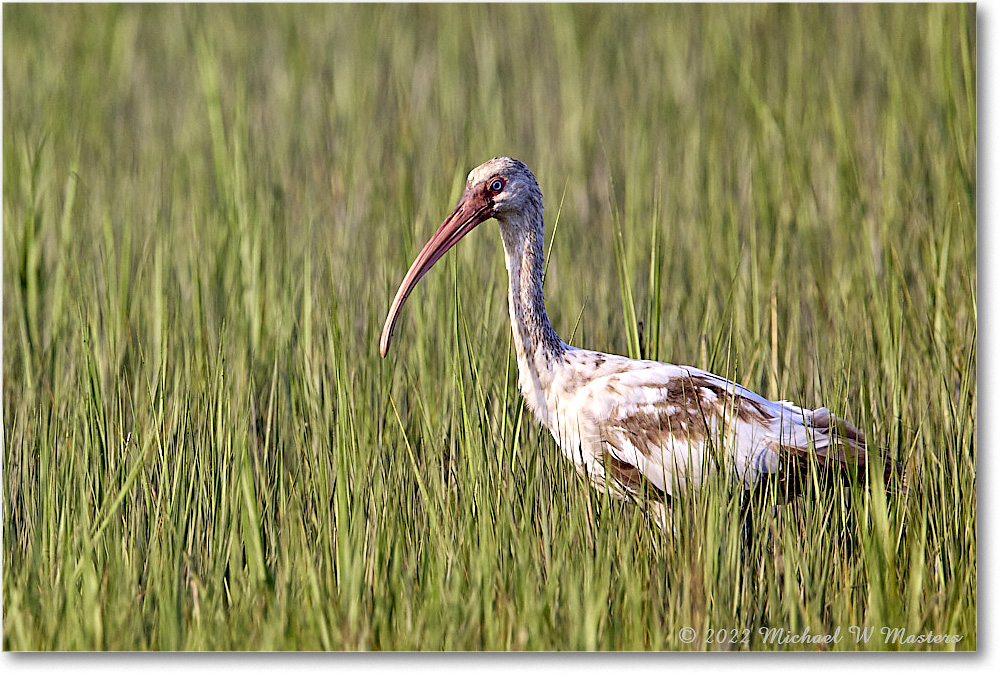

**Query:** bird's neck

left=497, top=210, right=566, bottom=422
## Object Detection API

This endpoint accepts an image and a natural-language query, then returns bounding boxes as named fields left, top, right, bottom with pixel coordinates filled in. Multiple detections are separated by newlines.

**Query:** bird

left=380, top=157, right=906, bottom=526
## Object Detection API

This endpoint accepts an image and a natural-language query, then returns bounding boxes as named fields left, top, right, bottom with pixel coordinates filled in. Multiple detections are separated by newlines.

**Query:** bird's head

left=464, top=156, right=542, bottom=224
left=379, top=157, right=541, bottom=357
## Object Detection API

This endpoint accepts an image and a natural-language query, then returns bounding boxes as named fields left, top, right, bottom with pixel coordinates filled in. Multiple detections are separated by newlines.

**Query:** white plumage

left=380, top=157, right=904, bottom=522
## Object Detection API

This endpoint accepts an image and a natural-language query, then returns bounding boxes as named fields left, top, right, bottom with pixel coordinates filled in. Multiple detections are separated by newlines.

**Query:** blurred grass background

left=3, top=4, right=975, bottom=650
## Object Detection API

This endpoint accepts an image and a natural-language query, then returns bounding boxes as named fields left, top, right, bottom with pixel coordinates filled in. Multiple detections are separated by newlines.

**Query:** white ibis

left=380, top=157, right=906, bottom=523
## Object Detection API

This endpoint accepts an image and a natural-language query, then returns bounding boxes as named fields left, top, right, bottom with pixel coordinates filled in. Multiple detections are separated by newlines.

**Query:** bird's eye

left=488, top=178, right=505, bottom=193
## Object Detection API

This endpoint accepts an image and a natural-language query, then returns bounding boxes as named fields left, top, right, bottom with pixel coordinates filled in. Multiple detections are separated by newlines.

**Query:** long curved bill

left=380, top=190, right=493, bottom=357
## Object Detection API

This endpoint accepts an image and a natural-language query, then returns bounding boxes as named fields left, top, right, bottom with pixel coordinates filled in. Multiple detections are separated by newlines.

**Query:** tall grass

left=3, top=4, right=975, bottom=650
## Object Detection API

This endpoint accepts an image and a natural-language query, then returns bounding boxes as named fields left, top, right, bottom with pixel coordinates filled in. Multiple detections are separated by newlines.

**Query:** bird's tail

left=805, top=407, right=909, bottom=494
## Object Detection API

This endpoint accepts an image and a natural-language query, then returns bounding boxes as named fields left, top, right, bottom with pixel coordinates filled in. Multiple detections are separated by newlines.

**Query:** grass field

left=2, top=4, right=976, bottom=650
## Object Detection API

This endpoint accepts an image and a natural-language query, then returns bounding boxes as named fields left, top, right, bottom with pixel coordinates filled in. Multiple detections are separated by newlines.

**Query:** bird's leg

left=737, top=484, right=780, bottom=555
left=739, top=495, right=755, bottom=551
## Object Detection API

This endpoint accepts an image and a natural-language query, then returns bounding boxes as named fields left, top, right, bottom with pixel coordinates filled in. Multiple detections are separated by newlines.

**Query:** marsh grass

left=3, top=4, right=976, bottom=650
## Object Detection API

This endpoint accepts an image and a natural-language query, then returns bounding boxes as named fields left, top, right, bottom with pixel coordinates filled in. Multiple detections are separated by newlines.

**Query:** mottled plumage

left=381, top=157, right=906, bottom=526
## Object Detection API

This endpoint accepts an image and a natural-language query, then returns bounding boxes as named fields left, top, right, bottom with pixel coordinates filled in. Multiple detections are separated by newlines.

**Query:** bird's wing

left=562, top=351, right=901, bottom=496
